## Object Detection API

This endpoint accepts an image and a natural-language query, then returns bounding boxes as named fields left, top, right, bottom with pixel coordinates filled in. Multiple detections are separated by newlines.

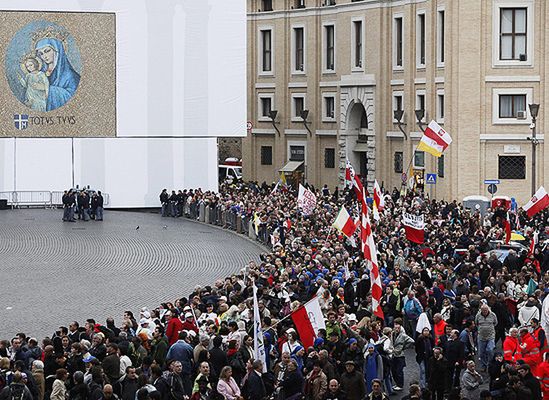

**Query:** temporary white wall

left=0, top=137, right=218, bottom=208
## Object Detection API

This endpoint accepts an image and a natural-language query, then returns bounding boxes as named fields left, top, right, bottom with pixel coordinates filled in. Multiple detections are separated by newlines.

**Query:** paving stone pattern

left=0, top=209, right=263, bottom=339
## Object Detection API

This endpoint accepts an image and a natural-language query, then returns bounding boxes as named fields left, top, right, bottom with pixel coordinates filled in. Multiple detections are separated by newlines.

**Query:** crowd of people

left=4, top=181, right=549, bottom=400
left=61, top=189, right=104, bottom=222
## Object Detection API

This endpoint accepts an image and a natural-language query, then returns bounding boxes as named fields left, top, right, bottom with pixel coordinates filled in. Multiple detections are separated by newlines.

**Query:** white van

left=218, top=164, right=242, bottom=183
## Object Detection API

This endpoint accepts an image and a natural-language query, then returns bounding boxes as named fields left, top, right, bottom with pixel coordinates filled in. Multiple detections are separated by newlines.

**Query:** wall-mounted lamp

left=269, top=110, right=280, bottom=136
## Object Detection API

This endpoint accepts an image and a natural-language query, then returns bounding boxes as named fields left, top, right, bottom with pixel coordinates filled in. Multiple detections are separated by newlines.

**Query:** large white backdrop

left=0, top=138, right=218, bottom=208
left=0, top=0, right=246, bottom=206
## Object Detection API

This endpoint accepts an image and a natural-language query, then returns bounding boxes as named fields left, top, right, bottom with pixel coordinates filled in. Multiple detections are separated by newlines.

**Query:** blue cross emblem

left=14, top=114, right=29, bottom=130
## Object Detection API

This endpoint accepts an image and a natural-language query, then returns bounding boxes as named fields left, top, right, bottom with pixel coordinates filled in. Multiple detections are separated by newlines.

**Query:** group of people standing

left=61, top=190, right=104, bottom=222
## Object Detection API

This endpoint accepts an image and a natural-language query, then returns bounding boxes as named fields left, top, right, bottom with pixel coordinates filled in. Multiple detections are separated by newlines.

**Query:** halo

left=19, top=53, right=43, bottom=74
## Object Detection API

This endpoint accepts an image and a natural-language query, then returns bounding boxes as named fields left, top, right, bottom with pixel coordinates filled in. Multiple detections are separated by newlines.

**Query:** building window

left=393, top=92, right=403, bottom=121
left=292, top=95, right=305, bottom=121
left=353, top=20, right=363, bottom=68
left=417, top=13, right=426, bottom=67
left=293, top=27, right=304, bottom=72
left=499, top=94, right=526, bottom=118
left=295, top=0, right=305, bottom=8
left=260, top=97, right=272, bottom=118
left=437, top=92, right=445, bottom=122
left=414, top=151, right=425, bottom=168
left=394, top=16, right=403, bottom=68
left=437, top=10, right=445, bottom=65
left=289, top=145, right=305, bottom=162
left=499, top=155, right=525, bottom=179
left=325, top=25, right=335, bottom=71
left=261, top=0, right=273, bottom=11
left=394, top=152, right=403, bottom=173
left=500, top=8, right=527, bottom=61
left=260, top=146, right=273, bottom=165
left=416, top=92, right=425, bottom=116
left=260, top=30, right=272, bottom=72
left=438, top=155, right=445, bottom=178
left=325, top=148, right=335, bottom=168
left=324, top=96, right=335, bottom=120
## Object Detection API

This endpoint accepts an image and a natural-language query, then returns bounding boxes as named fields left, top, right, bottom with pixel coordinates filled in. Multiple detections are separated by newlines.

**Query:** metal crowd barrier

left=183, top=200, right=271, bottom=248
left=0, top=190, right=110, bottom=209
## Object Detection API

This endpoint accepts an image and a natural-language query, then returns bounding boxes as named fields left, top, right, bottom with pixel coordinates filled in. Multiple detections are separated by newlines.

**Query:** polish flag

left=283, top=218, right=292, bottom=231
left=523, top=186, right=549, bottom=218
left=333, top=206, right=358, bottom=238
left=360, top=189, right=384, bottom=319
left=528, top=230, right=539, bottom=257
left=504, top=212, right=511, bottom=244
left=402, top=212, right=425, bottom=244
left=291, top=297, right=326, bottom=349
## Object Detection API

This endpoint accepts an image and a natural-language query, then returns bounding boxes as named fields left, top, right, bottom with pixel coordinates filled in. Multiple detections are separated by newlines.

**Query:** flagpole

left=269, top=296, right=319, bottom=331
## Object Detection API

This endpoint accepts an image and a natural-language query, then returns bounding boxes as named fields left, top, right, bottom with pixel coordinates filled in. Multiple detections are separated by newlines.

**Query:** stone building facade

left=243, top=0, right=548, bottom=203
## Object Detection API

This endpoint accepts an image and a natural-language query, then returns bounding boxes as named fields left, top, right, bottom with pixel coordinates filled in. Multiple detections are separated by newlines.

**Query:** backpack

left=9, top=385, right=25, bottom=400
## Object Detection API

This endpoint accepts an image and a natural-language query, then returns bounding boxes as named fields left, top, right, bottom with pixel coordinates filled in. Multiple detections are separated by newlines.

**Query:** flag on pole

left=504, top=212, right=511, bottom=244
left=271, top=172, right=287, bottom=194
left=332, top=206, right=358, bottom=238
left=526, top=278, right=538, bottom=296
left=345, top=160, right=355, bottom=188
left=283, top=218, right=292, bottom=231
left=360, top=188, right=384, bottom=319
left=416, top=120, right=452, bottom=157
left=345, top=160, right=365, bottom=202
left=402, top=212, right=425, bottom=244
left=372, top=180, right=384, bottom=221
left=252, top=284, right=267, bottom=372
left=253, top=212, right=261, bottom=236
left=291, top=297, right=326, bottom=349
left=523, top=186, right=549, bottom=218
left=297, top=184, right=317, bottom=215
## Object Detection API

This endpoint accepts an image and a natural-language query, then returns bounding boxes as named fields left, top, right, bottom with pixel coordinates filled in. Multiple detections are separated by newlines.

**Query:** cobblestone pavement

left=0, top=209, right=264, bottom=339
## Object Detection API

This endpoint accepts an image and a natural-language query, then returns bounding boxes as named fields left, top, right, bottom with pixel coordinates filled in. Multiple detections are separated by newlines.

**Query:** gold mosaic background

left=0, top=11, right=116, bottom=137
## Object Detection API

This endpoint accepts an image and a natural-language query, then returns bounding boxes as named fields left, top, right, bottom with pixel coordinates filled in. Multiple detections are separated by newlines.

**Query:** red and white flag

left=333, top=206, right=358, bottom=238
left=297, top=184, right=317, bottom=215
left=345, top=160, right=365, bottom=202
left=360, top=189, right=384, bottom=319
left=504, top=212, right=511, bottom=244
left=291, top=297, right=326, bottom=349
left=402, top=212, right=425, bottom=244
left=528, top=230, right=539, bottom=257
left=283, top=218, right=292, bottom=231
left=523, top=186, right=549, bottom=218
left=373, top=180, right=384, bottom=221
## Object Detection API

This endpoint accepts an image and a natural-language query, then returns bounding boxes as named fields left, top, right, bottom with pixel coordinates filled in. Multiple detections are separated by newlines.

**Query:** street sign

left=484, top=179, right=500, bottom=185
left=426, top=173, right=437, bottom=185
left=401, top=172, right=407, bottom=183
left=487, top=184, right=498, bottom=194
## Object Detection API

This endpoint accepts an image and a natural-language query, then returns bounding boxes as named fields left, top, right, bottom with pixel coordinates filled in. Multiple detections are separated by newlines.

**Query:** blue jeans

left=478, top=338, right=495, bottom=370
left=96, top=207, right=103, bottom=220
left=161, top=203, right=168, bottom=217
left=419, top=360, right=426, bottom=389
left=384, top=373, right=394, bottom=395
left=82, top=208, right=89, bottom=221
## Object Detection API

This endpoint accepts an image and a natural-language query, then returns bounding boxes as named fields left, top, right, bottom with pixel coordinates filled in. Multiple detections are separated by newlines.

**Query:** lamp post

left=300, top=109, right=312, bottom=136
left=528, top=103, right=539, bottom=195
left=415, top=109, right=426, bottom=133
left=269, top=110, right=280, bottom=136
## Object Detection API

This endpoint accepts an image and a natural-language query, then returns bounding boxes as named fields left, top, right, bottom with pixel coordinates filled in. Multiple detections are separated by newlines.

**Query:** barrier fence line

left=0, top=191, right=110, bottom=209
left=174, top=202, right=272, bottom=249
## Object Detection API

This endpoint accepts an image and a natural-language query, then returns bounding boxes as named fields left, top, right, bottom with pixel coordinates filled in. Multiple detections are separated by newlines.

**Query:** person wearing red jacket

left=180, top=312, right=199, bottom=334
left=521, top=327, right=541, bottom=375
left=503, top=328, right=522, bottom=363
left=532, top=318, right=548, bottom=355
left=165, top=311, right=184, bottom=346
left=433, top=314, right=447, bottom=345
left=536, top=352, right=549, bottom=400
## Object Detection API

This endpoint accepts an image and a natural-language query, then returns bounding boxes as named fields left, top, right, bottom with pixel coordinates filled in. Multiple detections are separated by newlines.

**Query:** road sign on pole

left=426, top=173, right=437, bottom=184
left=484, top=179, right=500, bottom=185
left=487, top=184, right=498, bottom=195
